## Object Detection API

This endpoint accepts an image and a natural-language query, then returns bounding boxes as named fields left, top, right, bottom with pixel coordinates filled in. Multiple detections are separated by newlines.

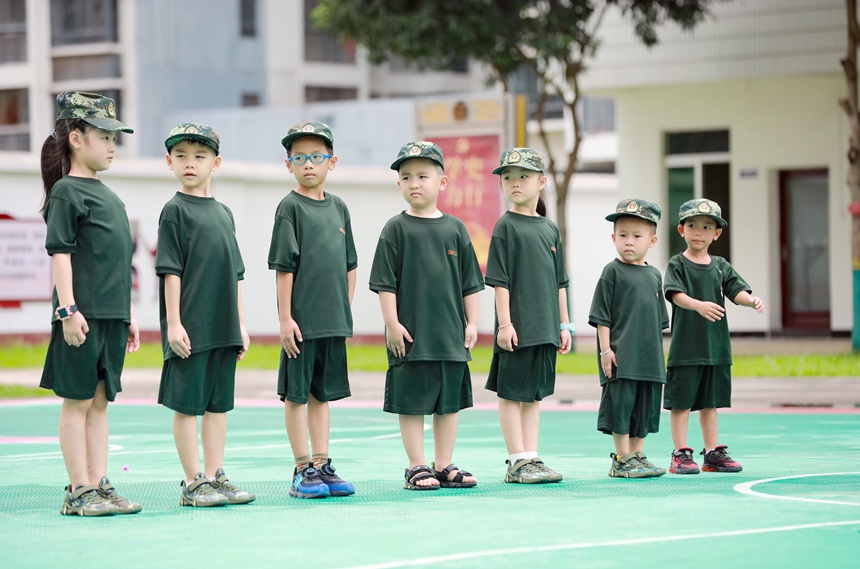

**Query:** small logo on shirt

left=338, top=227, right=345, bottom=235
left=447, top=249, right=458, bottom=257
left=550, top=246, right=556, bottom=253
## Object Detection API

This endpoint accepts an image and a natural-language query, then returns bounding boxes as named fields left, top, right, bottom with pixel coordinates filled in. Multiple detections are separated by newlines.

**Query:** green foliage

left=0, top=384, right=52, bottom=399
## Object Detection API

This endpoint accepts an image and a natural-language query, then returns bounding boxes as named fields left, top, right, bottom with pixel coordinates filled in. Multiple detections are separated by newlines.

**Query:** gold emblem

left=698, top=202, right=711, bottom=212
left=107, top=102, right=115, bottom=116
left=302, top=123, right=315, bottom=132
left=408, top=145, right=421, bottom=155
left=185, top=126, right=198, bottom=134
left=508, top=151, right=521, bottom=163
left=626, top=201, right=639, bottom=212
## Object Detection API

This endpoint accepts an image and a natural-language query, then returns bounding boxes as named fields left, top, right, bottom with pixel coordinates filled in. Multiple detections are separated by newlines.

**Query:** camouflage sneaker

left=60, top=484, right=118, bottom=516
left=701, top=445, right=743, bottom=472
left=531, top=457, right=564, bottom=482
left=317, top=459, right=355, bottom=496
left=608, top=452, right=651, bottom=479
left=669, top=448, right=700, bottom=474
left=97, top=476, right=142, bottom=514
left=634, top=452, right=666, bottom=477
left=290, top=464, right=330, bottom=499
left=504, top=458, right=545, bottom=483
left=210, top=468, right=256, bottom=504
left=180, top=473, right=229, bottom=507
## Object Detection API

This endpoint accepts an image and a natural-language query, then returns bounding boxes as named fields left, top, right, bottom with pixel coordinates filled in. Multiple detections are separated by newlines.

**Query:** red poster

left=429, top=135, right=502, bottom=271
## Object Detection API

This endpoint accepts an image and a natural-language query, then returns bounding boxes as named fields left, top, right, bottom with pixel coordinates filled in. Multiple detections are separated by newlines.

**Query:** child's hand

left=558, top=329, right=571, bottom=354
left=168, top=322, right=192, bottom=359
left=464, top=323, right=478, bottom=350
left=62, top=312, right=89, bottom=347
left=280, top=318, right=302, bottom=359
left=600, top=349, right=616, bottom=378
left=695, top=300, right=725, bottom=322
left=497, top=325, right=518, bottom=352
left=748, top=296, right=764, bottom=313
left=126, top=317, right=140, bottom=353
left=237, top=324, right=250, bottom=361
left=385, top=322, right=413, bottom=358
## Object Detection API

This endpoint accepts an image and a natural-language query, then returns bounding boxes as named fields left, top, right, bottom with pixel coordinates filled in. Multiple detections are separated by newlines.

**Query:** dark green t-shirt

left=369, top=212, right=485, bottom=365
left=155, top=192, right=246, bottom=360
left=267, top=191, right=357, bottom=339
left=588, top=259, right=669, bottom=385
left=664, top=254, right=751, bottom=366
left=484, top=211, right=569, bottom=354
left=43, top=176, right=132, bottom=323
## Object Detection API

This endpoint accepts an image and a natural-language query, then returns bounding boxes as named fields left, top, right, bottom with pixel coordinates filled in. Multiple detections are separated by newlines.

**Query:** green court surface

left=0, top=401, right=857, bottom=569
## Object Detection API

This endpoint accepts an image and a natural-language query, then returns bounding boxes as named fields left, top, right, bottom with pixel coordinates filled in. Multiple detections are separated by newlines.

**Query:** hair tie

left=50, top=129, right=58, bottom=140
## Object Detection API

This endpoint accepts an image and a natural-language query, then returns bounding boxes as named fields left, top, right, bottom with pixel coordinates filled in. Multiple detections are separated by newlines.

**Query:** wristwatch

left=559, top=322, right=575, bottom=333
left=55, top=304, right=78, bottom=320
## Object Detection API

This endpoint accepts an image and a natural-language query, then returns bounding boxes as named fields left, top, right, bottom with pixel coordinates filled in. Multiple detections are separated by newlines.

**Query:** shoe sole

left=222, top=496, right=256, bottom=504
left=115, top=505, right=143, bottom=514
left=180, top=497, right=229, bottom=507
left=701, top=465, right=743, bottom=472
left=669, top=467, right=700, bottom=474
left=290, top=488, right=330, bottom=498
left=608, top=470, right=651, bottom=479
left=60, top=504, right=118, bottom=516
left=504, top=475, right=546, bottom=483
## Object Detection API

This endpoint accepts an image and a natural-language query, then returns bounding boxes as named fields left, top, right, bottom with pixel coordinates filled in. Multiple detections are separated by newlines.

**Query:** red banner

left=429, top=135, right=502, bottom=271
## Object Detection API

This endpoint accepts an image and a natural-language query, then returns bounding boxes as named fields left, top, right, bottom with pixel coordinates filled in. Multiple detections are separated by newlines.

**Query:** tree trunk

left=844, top=0, right=860, bottom=351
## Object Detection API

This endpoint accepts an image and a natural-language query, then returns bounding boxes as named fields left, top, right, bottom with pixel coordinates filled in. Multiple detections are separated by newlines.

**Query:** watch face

left=57, top=307, right=69, bottom=319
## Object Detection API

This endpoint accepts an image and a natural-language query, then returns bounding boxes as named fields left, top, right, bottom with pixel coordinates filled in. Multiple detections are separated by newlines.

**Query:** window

left=304, top=0, right=355, bottom=63
left=581, top=97, right=615, bottom=134
left=51, top=0, right=117, bottom=46
left=241, top=92, right=261, bottom=107
left=52, top=54, right=121, bottom=81
left=0, top=88, right=29, bottom=152
left=665, top=130, right=729, bottom=155
left=240, top=0, right=256, bottom=37
left=305, top=86, right=357, bottom=103
left=0, top=0, right=27, bottom=63
left=507, top=64, right=564, bottom=120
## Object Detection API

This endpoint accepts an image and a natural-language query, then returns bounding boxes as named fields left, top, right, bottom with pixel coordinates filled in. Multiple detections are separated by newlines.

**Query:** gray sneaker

left=634, top=452, right=666, bottom=477
left=531, top=457, right=564, bottom=482
left=180, top=473, right=229, bottom=507
left=60, top=484, right=118, bottom=516
left=608, top=452, right=651, bottom=479
left=97, top=476, right=142, bottom=514
left=504, top=458, right=545, bottom=483
left=210, top=468, right=256, bottom=504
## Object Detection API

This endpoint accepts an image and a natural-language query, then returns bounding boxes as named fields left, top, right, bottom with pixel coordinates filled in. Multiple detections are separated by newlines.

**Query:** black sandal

left=432, top=463, right=477, bottom=488
left=403, top=465, right=440, bottom=490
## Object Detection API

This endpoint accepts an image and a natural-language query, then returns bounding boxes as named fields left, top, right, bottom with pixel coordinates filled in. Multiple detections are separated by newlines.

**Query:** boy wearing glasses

left=268, top=122, right=358, bottom=499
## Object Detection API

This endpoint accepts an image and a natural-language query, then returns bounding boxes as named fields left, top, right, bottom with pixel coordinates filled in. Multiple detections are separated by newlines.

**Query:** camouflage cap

left=605, top=198, right=662, bottom=224
left=164, top=123, right=220, bottom=155
left=390, top=141, right=445, bottom=171
left=55, top=91, right=133, bottom=133
left=678, top=198, right=727, bottom=227
left=280, top=121, right=334, bottom=152
left=492, top=147, right=546, bottom=175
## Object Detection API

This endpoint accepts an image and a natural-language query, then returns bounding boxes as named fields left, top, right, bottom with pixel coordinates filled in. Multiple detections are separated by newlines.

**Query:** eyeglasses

left=288, top=153, right=332, bottom=165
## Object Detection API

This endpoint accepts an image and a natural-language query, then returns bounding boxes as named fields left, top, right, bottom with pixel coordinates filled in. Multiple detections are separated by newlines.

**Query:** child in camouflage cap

left=588, top=198, right=669, bottom=478
left=663, top=198, right=764, bottom=475
left=39, top=91, right=142, bottom=516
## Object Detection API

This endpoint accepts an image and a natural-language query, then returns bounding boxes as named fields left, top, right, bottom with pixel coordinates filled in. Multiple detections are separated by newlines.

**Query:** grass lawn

left=1, top=341, right=858, bottom=377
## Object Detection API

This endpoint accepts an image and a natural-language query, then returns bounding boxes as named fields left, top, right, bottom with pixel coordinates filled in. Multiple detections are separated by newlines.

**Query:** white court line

left=335, top=520, right=860, bottom=569
left=734, top=472, right=860, bottom=506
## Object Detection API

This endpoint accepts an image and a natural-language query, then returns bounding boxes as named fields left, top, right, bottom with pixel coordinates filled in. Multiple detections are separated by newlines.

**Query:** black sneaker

left=317, top=459, right=355, bottom=496
left=97, top=476, right=142, bottom=514
left=60, top=484, right=118, bottom=516
left=669, top=448, right=700, bottom=474
left=210, top=468, right=256, bottom=504
left=289, top=464, right=330, bottom=499
left=701, top=445, right=743, bottom=472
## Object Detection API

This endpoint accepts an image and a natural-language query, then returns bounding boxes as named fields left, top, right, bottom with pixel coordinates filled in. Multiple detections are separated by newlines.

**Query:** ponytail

left=537, top=195, right=547, bottom=217
left=40, top=119, right=89, bottom=212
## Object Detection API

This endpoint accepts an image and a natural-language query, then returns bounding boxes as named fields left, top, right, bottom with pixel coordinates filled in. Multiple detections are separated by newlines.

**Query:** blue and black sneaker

left=290, top=464, right=330, bottom=499
left=317, top=459, right=355, bottom=496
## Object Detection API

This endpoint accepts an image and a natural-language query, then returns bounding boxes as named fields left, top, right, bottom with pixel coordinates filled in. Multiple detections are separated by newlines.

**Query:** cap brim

left=492, top=164, right=542, bottom=175
left=280, top=132, right=333, bottom=151
left=82, top=117, right=133, bottom=133
left=390, top=156, right=444, bottom=171
left=680, top=213, right=727, bottom=228
left=606, top=212, right=658, bottom=223
left=165, top=134, right=219, bottom=154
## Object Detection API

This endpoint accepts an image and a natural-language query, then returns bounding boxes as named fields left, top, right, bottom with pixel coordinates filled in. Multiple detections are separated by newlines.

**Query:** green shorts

left=40, top=319, right=127, bottom=401
left=485, top=344, right=557, bottom=402
left=597, top=378, right=662, bottom=438
left=159, top=347, right=238, bottom=415
left=384, top=361, right=473, bottom=416
left=664, top=364, right=732, bottom=411
left=278, top=337, right=351, bottom=404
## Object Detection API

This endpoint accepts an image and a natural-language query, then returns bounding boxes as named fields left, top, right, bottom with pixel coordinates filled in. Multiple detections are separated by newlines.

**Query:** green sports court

left=1, top=396, right=857, bottom=569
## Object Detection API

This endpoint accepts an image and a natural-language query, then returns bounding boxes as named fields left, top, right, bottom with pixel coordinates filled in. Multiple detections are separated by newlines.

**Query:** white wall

left=612, top=75, right=850, bottom=332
